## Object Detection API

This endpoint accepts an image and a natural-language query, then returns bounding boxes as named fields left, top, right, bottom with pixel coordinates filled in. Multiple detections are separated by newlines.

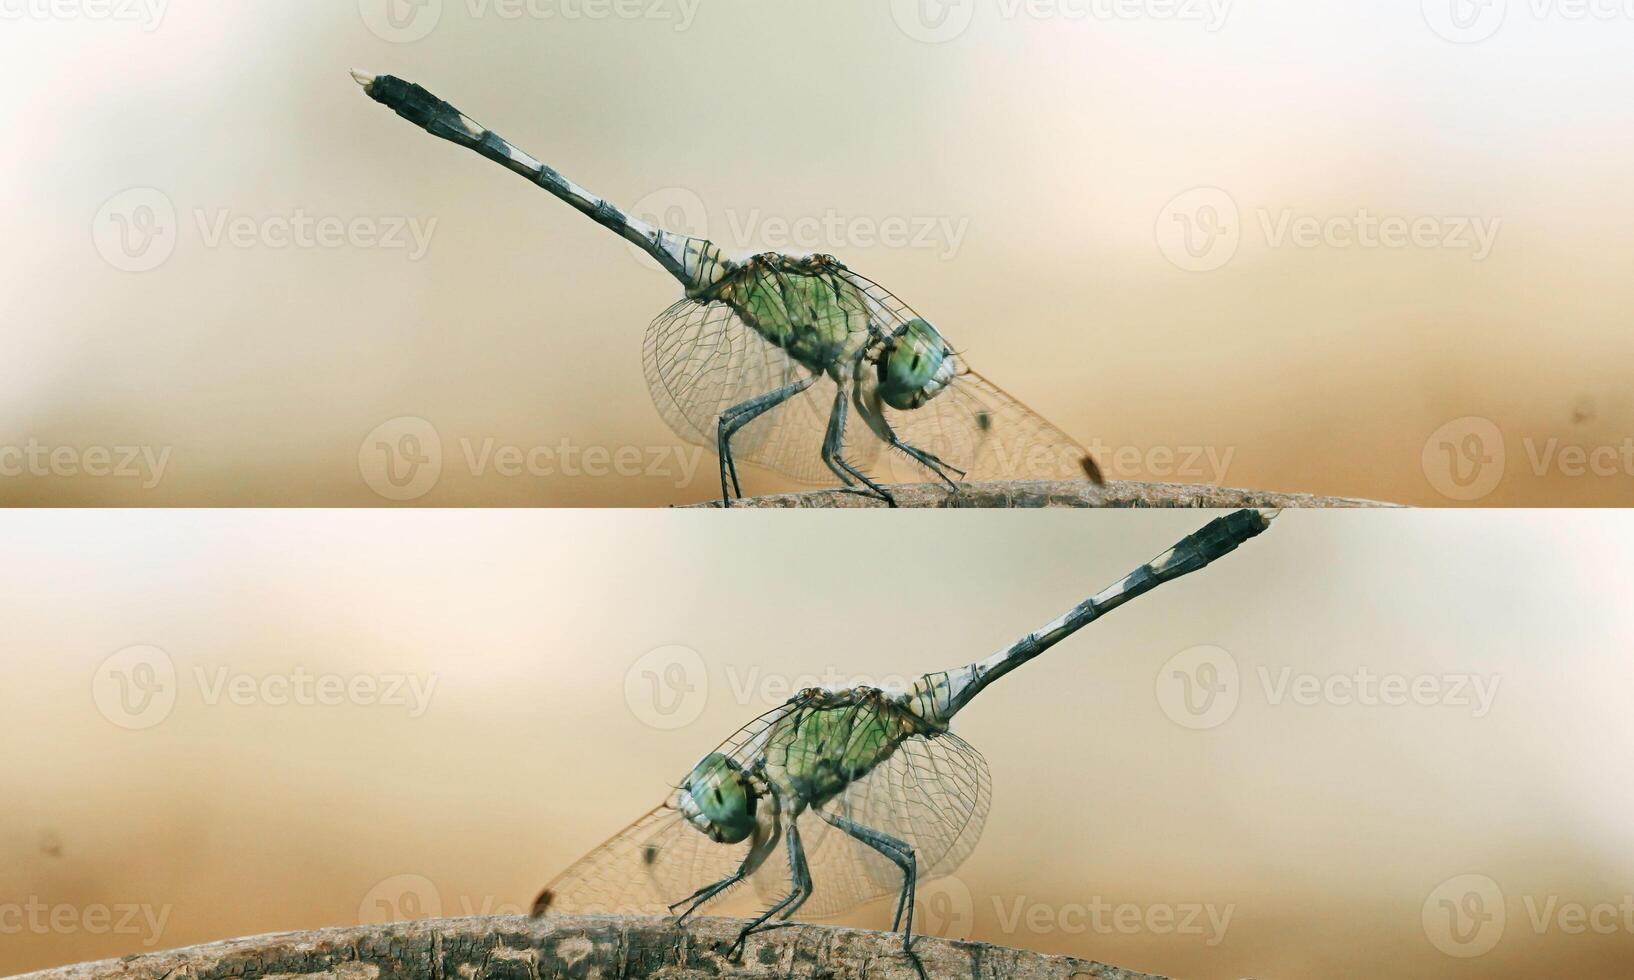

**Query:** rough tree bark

left=12, top=915, right=1170, bottom=980
left=689, top=479, right=1391, bottom=508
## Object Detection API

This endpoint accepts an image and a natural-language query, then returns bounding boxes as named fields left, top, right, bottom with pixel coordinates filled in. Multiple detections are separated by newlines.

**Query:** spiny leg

left=716, top=376, right=816, bottom=506
left=775, top=818, right=813, bottom=921
left=728, top=819, right=811, bottom=958
left=670, top=867, right=743, bottom=922
left=819, top=808, right=919, bottom=950
left=877, top=415, right=964, bottom=492
left=820, top=387, right=897, bottom=507
left=820, top=385, right=858, bottom=490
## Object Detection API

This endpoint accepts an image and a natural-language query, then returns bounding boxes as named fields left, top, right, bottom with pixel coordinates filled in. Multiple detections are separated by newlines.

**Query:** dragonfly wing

left=643, top=299, right=880, bottom=486
left=536, top=803, right=755, bottom=916
left=882, top=369, right=1098, bottom=483
left=542, top=695, right=827, bottom=918
left=834, top=269, right=1096, bottom=484
left=789, top=731, right=993, bottom=919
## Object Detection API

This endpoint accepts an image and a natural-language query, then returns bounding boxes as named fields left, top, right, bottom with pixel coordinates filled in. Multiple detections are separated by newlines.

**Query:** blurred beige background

left=5, top=510, right=1634, bottom=978
left=4, top=2, right=1634, bottom=505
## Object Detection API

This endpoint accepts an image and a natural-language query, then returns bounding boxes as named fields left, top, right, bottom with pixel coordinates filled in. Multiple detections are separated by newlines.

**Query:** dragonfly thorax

left=707, top=253, right=876, bottom=375
left=761, top=688, right=933, bottom=811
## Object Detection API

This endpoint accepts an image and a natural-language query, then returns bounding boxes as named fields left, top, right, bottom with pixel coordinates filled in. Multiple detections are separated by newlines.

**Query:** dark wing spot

left=530, top=890, right=554, bottom=918
left=1081, top=455, right=1105, bottom=485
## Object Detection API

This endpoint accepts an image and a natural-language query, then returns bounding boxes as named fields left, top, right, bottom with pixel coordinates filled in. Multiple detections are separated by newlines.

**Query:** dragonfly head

left=875, top=318, right=957, bottom=411
left=677, top=752, right=758, bottom=844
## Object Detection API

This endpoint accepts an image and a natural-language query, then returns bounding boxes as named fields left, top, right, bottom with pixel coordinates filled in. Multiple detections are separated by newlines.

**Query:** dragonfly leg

left=716, top=377, right=817, bottom=507
left=820, top=386, right=897, bottom=507
left=728, top=819, right=812, bottom=958
left=878, top=418, right=965, bottom=491
left=818, top=808, right=918, bottom=951
left=775, top=818, right=814, bottom=921
left=670, top=870, right=743, bottom=921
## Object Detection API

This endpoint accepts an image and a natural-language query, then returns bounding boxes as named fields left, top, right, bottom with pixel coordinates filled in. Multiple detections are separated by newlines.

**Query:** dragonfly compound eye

left=677, top=752, right=758, bottom=844
left=876, top=318, right=957, bottom=411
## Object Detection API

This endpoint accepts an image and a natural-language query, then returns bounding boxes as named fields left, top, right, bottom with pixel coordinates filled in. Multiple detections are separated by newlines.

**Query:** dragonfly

left=530, top=509, right=1274, bottom=955
left=353, top=72, right=1105, bottom=507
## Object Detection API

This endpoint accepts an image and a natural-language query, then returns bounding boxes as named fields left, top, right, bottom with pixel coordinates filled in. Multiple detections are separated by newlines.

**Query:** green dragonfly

left=530, top=510, right=1274, bottom=955
left=353, top=72, right=1103, bottom=506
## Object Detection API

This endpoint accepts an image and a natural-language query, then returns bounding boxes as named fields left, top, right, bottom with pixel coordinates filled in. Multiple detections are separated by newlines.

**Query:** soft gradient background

left=5, top=2, right=1634, bottom=505
left=5, top=510, right=1634, bottom=978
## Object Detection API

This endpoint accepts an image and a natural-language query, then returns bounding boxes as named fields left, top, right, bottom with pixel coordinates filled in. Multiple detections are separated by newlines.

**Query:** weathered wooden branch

left=12, top=915, right=1169, bottom=980
left=688, top=479, right=1392, bottom=508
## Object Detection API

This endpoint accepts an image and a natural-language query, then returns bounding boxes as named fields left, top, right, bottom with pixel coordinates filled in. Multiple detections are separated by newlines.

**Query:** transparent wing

left=642, top=299, right=880, bottom=485
left=883, top=370, right=1100, bottom=483
left=536, top=803, right=755, bottom=916
left=838, top=269, right=1099, bottom=485
left=539, top=695, right=820, bottom=918
left=771, top=731, right=993, bottom=919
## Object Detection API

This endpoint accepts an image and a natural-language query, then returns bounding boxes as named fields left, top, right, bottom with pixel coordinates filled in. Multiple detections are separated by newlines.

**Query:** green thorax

left=701, top=254, right=875, bottom=375
left=758, top=688, right=936, bottom=809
